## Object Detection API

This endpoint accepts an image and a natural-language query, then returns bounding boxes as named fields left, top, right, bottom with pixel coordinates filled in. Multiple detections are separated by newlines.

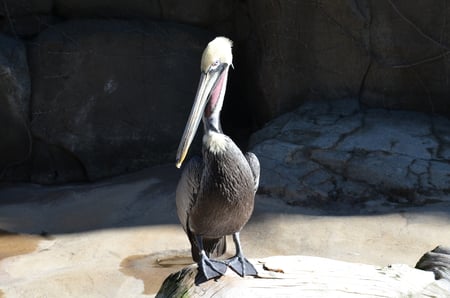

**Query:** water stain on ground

left=120, top=251, right=192, bottom=295
left=0, top=230, right=44, bottom=296
left=0, top=230, right=43, bottom=260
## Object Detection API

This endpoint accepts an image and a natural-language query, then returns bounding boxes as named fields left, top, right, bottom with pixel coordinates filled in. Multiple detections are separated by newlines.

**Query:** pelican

left=175, top=37, right=260, bottom=280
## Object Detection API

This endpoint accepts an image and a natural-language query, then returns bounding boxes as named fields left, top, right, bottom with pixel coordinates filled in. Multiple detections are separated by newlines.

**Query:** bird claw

left=226, top=254, right=258, bottom=277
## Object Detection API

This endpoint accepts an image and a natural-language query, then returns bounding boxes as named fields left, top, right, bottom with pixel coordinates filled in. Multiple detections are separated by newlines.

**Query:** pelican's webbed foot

left=226, top=253, right=257, bottom=277
left=226, top=232, right=258, bottom=277
left=194, top=235, right=227, bottom=281
left=197, top=251, right=228, bottom=280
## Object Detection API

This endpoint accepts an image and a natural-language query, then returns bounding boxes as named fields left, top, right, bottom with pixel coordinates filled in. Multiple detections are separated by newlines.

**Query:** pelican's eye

left=209, top=60, right=221, bottom=72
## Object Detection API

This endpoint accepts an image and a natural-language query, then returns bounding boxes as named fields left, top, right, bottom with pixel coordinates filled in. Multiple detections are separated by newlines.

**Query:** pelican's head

left=200, top=36, right=233, bottom=73
left=176, top=37, right=233, bottom=168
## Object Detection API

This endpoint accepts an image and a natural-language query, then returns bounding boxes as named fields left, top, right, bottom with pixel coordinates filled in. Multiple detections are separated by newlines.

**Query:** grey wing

left=175, top=156, right=203, bottom=232
left=245, top=152, right=260, bottom=193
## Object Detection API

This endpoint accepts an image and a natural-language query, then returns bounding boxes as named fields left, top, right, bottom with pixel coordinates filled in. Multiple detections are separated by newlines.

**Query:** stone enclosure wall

left=1, top=0, right=450, bottom=184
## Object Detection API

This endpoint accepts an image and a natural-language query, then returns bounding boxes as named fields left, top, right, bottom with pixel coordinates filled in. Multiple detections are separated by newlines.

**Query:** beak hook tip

left=175, top=160, right=182, bottom=169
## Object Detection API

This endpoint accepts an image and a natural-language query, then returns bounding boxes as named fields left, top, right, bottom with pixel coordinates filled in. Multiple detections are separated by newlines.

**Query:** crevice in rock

left=430, top=115, right=446, bottom=160
left=0, top=114, right=32, bottom=180
left=30, top=137, right=89, bottom=184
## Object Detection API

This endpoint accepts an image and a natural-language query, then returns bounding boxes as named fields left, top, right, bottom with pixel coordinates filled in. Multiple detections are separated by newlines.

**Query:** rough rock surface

left=0, top=0, right=52, bottom=17
left=416, top=246, right=450, bottom=282
left=0, top=0, right=233, bottom=27
left=3, top=1, right=450, bottom=184
left=0, top=34, right=31, bottom=180
left=29, top=19, right=212, bottom=183
left=54, top=0, right=233, bottom=28
left=244, top=0, right=450, bottom=123
left=250, top=99, right=450, bottom=209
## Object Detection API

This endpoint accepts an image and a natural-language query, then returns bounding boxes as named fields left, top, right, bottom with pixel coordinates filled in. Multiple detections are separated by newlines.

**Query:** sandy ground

left=0, top=164, right=449, bottom=297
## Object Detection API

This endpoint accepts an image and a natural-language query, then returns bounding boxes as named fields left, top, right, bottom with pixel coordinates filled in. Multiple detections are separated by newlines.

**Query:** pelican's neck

left=203, top=112, right=222, bottom=134
left=202, top=109, right=226, bottom=154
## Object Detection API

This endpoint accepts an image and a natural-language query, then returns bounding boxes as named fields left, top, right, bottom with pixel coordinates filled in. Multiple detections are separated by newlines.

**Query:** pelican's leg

left=226, top=232, right=258, bottom=277
left=196, top=235, right=228, bottom=280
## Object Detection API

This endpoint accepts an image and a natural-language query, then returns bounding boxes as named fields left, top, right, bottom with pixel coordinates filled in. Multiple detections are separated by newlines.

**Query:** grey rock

left=0, top=34, right=31, bottom=179
left=416, top=246, right=450, bottom=281
left=250, top=99, right=450, bottom=208
left=29, top=19, right=213, bottom=183
left=361, top=1, right=449, bottom=113
left=1, top=15, right=62, bottom=38
left=244, top=0, right=371, bottom=124
left=28, top=139, right=87, bottom=184
left=243, top=0, right=450, bottom=124
left=0, top=0, right=52, bottom=17
left=336, top=110, right=438, bottom=160
left=53, top=0, right=232, bottom=27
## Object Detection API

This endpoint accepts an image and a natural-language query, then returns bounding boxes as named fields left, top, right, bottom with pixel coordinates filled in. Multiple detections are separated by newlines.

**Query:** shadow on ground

left=0, top=163, right=449, bottom=235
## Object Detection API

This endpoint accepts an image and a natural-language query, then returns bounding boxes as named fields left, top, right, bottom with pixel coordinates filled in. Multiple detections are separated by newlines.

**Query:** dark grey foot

left=198, top=256, right=228, bottom=281
left=226, top=254, right=258, bottom=277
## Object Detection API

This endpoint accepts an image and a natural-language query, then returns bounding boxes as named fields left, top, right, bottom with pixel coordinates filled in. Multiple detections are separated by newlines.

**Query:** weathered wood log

left=156, top=252, right=450, bottom=297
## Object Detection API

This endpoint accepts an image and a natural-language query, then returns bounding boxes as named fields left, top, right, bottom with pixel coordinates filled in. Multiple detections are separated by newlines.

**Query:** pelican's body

left=175, top=37, right=259, bottom=280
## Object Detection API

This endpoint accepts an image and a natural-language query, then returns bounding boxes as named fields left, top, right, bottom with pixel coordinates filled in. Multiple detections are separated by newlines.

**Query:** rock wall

left=1, top=0, right=450, bottom=183
left=29, top=20, right=213, bottom=182
left=249, top=99, right=450, bottom=209
left=245, top=0, right=450, bottom=122
left=0, top=35, right=31, bottom=180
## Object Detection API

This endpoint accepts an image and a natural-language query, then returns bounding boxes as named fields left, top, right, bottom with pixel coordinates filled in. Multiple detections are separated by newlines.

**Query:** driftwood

left=156, top=247, right=450, bottom=297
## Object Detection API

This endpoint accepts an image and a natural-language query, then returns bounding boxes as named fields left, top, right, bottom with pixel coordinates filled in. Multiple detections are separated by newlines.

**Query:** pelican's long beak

left=175, top=68, right=226, bottom=168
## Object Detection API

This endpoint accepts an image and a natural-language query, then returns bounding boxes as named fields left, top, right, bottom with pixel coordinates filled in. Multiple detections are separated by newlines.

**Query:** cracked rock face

left=244, top=0, right=450, bottom=124
left=249, top=99, right=450, bottom=209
